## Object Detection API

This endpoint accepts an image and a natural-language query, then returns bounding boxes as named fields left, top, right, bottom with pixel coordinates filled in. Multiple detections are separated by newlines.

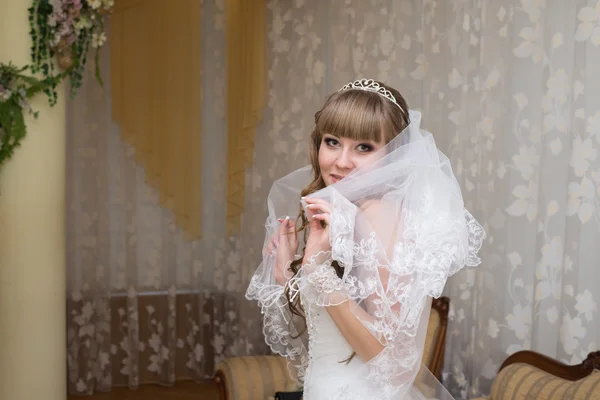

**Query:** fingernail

left=285, top=216, right=290, bottom=220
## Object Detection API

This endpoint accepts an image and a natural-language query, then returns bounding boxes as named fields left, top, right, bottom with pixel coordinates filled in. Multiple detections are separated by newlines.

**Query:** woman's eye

left=324, top=138, right=339, bottom=147
left=357, top=144, right=374, bottom=152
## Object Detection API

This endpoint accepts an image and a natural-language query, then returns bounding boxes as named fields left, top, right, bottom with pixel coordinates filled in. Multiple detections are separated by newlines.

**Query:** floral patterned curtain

left=66, top=0, right=268, bottom=394
left=258, top=0, right=599, bottom=398
left=66, top=0, right=599, bottom=398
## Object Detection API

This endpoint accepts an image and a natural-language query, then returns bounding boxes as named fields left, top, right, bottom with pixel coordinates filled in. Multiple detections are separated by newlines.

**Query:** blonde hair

left=284, top=82, right=410, bottom=362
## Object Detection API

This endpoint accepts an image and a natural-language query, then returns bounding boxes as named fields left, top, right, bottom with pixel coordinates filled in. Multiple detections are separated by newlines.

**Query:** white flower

left=75, top=17, right=93, bottom=32
left=91, top=32, right=107, bottom=48
left=560, top=313, right=586, bottom=355
left=487, top=318, right=499, bottom=338
left=513, top=24, right=547, bottom=64
left=506, top=304, right=531, bottom=340
left=75, top=379, right=87, bottom=393
left=567, top=177, right=595, bottom=223
left=313, top=60, right=325, bottom=84
left=410, top=54, right=429, bottom=80
left=571, top=137, right=597, bottom=176
left=0, top=89, right=12, bottom=101
left=575, top=290, right=597, bottom=322
left=49, top=0, right=62, bottom=11
left=213, top=333, right=225, bottom=353
left=88, top=0, right=102, bottom=9
left=48, top=14, right=58, bottom=27
left=587, top=111, right=600, bottom=142
left=522, top=0, right=547, bottom=23
left=575, top=4, right=600, bottom=45
left=545, top=68, right=570, bottom=106
left=148, top=333, right=162, bottom=352
left=512, top=145, right=538, bottom=180
left=103, top=0, right=115, bottom=9
left=379, top=28, right=395, bottom=56
left=506, top=180, right=538, bottom=222
left=50, top=33, right=62, bottom=47
left=546, top=306, right=558, bottom=323
left=194, top=343, right=204, bottom=361
left=540, top=236, right=563, bottom=270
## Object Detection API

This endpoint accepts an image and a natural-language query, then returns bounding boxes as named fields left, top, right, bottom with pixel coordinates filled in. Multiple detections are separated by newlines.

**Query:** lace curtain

left=66, top=0, right=269, bottom=394
left=67, top=0, right=599, bottom=397
left=259, top=0, right=599, bottom=398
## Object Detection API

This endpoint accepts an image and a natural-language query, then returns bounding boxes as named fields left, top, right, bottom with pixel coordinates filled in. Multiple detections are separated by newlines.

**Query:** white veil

left=246, top=109, right=485, bottom=399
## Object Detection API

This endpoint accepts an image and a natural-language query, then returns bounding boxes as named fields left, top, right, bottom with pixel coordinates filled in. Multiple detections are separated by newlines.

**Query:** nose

left=335, top=149, right=354, bottom=170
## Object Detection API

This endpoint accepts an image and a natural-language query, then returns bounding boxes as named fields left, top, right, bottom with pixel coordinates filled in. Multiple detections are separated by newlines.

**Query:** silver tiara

left=338, top=78, right=403, bottom=111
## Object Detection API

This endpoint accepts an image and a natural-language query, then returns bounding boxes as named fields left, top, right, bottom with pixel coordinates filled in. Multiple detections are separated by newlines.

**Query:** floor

left=67, top=380, right=219, bottom=400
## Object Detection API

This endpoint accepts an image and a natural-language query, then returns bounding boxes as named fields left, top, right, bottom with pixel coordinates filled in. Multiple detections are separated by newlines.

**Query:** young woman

left=246, top=79, right=485, bottom=400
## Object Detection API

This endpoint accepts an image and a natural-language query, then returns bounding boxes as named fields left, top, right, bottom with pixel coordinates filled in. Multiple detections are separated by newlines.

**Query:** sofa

left=473, top=350, right=600, bottom=400
left=213, top=297, right=451, bottom=400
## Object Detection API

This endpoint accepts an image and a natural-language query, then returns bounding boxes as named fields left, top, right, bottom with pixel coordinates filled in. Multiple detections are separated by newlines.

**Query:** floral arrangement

left=0, top=0, right=113, bottom=168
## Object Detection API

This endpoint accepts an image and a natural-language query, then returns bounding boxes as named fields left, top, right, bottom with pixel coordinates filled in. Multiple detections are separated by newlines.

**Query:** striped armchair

left=214, top=297, right=450, bottom=400
left=473, top=350, right=600, bottom=400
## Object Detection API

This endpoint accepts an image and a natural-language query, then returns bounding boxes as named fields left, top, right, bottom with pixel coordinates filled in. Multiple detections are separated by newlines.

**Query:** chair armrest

left=214, top=355, right=294, bottom=400
left=500, top=350, right=600, bottom=381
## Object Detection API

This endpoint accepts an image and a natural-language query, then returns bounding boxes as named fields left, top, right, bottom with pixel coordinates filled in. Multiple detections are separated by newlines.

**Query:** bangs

left=316, top=90, right=386, bottom=142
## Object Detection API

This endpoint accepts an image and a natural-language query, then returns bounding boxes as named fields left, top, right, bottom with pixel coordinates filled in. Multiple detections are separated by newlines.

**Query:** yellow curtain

left=225, top=0, right=266, bottom=235
left=110, top=0, right=265, bottom=238
left=110, top=0, right=202, bottom=238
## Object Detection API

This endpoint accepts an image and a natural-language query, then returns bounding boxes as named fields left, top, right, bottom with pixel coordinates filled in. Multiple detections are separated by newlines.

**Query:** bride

left=246, top=79, right=485, bottom=399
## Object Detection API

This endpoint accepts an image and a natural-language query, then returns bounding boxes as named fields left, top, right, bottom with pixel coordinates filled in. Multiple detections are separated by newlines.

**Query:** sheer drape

left=67, top=0, right=268, bottom=394
left=110, top=0, right=203, bottom=238
left=225, top=0, right=266, bottom=235
left=67, top=0, right=599, bottom=397
left=259, top=0, right=599, bottom=398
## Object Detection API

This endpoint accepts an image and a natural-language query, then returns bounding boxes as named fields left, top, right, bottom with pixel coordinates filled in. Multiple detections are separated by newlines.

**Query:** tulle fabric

left=246, top=110, right=485, bottom=399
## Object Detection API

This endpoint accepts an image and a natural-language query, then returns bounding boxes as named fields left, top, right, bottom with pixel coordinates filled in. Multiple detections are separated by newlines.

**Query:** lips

left=330, top=174, right=345, bottom=183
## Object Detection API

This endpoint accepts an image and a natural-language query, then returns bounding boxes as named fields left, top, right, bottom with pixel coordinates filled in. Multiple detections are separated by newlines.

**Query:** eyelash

left=324, top=138, right=373, bottom=152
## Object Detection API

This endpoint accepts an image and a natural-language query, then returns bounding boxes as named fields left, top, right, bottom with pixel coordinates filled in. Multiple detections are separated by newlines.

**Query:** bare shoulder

left=359, top=199, right=402, bottom=227
left=359, top=198, right=403, bottom=246
left=360, top=198, right=394, bottom=214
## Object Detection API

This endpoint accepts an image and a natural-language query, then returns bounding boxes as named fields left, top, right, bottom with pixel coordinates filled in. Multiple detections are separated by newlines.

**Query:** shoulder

left=359, top=198, right=398, bottom=216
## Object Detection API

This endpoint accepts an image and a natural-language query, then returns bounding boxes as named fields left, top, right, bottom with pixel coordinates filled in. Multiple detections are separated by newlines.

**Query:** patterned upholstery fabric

left=216, top=355, right=293, bottom=400
left=472, top=365, right=600, bottom=400
left=215, top=307, right=444, bottom=400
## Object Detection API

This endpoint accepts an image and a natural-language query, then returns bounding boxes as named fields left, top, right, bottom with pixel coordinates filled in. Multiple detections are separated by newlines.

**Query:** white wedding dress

left=301, top=299, right=370, bottom=399
left=299, top=288, right=439, bottom=400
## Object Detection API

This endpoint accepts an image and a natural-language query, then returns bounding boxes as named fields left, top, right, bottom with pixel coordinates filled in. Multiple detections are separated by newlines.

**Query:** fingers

left=303, top=198, right=331, bottom=229
left=279, top=216, right=290, bottom=237
left=312, top=212, right=330, bottom=226
left=302, top=197, right=331, bottom=207
left=265, top=234, right=278, bottom=255
left=303, top=197, right=332, bottom=218
left=284, top=217, right=298, bottom=244
left=306, top=203, right=331, bottom=215
left=277, top=216, right=298, bottom=241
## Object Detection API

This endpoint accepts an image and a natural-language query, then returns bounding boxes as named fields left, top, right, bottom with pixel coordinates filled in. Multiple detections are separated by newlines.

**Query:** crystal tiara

left=338, top=78, right=403, bottom=111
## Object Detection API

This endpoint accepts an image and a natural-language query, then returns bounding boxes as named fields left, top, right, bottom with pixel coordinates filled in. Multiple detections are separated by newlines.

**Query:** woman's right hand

left=271, top=217, right=298, bottom=286
left=302, top=197, right=332, bottom=262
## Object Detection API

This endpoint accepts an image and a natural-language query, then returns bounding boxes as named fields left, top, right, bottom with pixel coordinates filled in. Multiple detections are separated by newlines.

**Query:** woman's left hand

left=303, top=197, right=333, bottom=261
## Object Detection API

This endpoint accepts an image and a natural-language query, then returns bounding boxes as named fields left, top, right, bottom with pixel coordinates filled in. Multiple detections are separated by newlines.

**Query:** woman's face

left=318, top=133, right=385, bottom=186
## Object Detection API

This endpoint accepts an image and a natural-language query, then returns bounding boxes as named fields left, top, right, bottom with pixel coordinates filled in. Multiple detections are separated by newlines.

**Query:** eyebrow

left=323, top=133, right=379, bottom=144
